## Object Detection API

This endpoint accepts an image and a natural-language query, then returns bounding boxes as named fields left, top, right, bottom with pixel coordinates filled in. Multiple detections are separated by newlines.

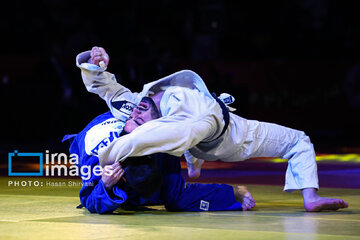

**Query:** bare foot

left=304, top=197, right=349, bottom=212
left=233, top=186, right=256, bottom=211
left=302, top=188, right=348, bottom=212
left=187, top=159, right=204, bottom=179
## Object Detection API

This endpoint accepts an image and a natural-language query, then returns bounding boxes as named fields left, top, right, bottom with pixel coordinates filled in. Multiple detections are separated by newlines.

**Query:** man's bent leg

left=244, top=120, right=348, bottom=211
left=166, top=183, right=243, bottom=211
left=155, top=153, right=243, bottom=211
left=244, top=120, right=319, bottom=190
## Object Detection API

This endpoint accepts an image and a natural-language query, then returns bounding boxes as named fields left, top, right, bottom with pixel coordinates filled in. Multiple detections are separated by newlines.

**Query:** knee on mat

left=299, top=131, right=311, bottom=141
left=299, top=133, right=314, bottom=148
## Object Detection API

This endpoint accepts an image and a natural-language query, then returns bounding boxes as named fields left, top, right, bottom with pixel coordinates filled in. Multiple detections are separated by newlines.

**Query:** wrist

left=104, top=183, right=116, bottom=198
left=104, top=182, right=113, bottom=191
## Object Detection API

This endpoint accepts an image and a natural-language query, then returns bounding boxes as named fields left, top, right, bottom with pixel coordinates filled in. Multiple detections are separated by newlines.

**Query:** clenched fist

left=89, top=46, right=110, bottom=67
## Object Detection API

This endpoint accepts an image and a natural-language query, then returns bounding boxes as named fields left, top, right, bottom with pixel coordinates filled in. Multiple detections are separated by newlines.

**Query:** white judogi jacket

left=76, top=51, right=248, bottom=165
left=76, top=50, right=319, bottom=192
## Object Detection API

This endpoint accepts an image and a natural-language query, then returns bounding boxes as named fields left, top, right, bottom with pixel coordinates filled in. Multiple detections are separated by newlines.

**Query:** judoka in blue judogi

left=64, top=111, right=243, bottom=214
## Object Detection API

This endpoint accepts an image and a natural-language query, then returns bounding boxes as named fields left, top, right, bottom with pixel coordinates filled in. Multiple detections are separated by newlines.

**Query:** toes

left=241, top=198, right=255, bottom=211
left=335, top=199, right=348, bottom=209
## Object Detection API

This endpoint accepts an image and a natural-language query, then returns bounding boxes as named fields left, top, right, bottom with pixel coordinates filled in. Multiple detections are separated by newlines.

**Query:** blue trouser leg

left=154, top=154, right=242, bottom=211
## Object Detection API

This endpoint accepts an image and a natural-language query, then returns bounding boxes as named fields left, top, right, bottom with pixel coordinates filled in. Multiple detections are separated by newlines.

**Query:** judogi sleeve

left=78, top=157, right=128, bottom=214
left=76, top=51, right=140, bottom=122
left=70, top=135, right=128, bottom=214
left=98, top=87, right=223, bottom=166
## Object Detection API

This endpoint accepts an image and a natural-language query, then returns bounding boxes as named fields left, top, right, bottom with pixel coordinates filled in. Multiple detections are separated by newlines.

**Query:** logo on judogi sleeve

left=112, top=101, right=136, bottom=116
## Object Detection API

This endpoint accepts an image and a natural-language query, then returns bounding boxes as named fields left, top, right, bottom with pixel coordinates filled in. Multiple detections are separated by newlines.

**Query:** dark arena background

left=1, top=1, right=360, bottom=239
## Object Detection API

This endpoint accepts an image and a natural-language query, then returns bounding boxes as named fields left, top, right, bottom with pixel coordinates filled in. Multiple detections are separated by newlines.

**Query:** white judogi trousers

left=239, top=120, right=318, bottom=192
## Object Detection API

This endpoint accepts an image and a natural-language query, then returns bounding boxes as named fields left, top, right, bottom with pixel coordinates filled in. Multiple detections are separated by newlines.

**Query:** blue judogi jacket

left=65, top=111, right=162, bottom=213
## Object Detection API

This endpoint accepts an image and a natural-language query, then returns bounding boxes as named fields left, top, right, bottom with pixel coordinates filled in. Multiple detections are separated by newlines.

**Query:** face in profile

left=124, top=97, right=161, bottom=133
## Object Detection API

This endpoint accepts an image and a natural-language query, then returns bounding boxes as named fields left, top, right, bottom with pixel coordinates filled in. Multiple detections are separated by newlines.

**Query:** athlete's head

left=124, top=97, right=161, bottom=133
left=122, top=156, right=162, bottom=198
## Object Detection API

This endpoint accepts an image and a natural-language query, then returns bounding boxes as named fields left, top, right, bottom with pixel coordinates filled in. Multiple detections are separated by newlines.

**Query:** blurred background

left=1, top=0, right=360, bottom=159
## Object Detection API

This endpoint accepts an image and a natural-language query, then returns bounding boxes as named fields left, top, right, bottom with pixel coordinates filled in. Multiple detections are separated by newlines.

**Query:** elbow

left=177, top=70, right=201, bottom=82
left=181, top=69, right=199, bottom=76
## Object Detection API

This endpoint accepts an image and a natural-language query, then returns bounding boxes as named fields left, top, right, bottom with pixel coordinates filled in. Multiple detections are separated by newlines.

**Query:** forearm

left=98, top=116, right=214, bottom=166
left=76, top=51, right=140, bottom=121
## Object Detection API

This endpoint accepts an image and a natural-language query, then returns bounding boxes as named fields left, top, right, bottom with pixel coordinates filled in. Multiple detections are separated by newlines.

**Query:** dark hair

left=122, top=156, right=162, bottom=198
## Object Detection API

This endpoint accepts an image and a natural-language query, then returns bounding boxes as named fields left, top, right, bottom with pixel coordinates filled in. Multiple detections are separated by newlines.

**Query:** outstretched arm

left=76, top=47, right=140, bottom=122
left=98, top=86, right=223, bottom=166
left=98, top=113, right=215, bottom=166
